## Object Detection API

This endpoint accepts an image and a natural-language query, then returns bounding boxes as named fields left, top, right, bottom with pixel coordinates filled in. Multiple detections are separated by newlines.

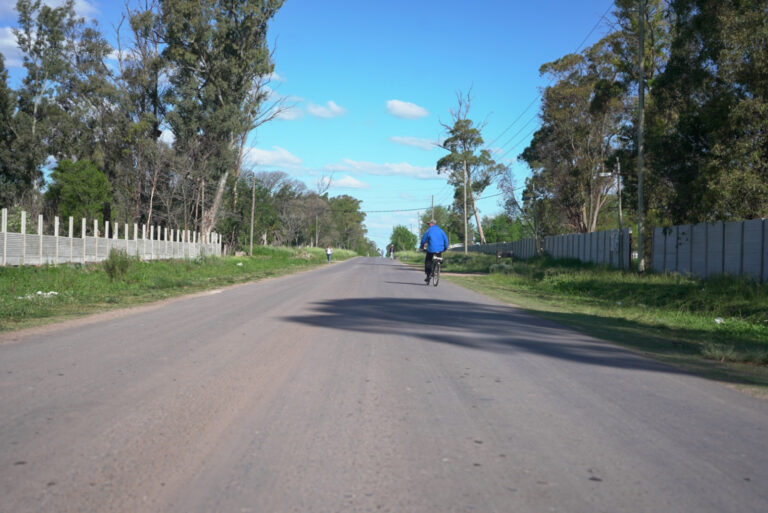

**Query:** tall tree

left=648, top=0, right=768, bottom=222
left=12, top=0, right=81, bottom=201
left=160, top=0, right=285, bottom=237
left=0, top=54, right=31, bottom=207
left=437, top=92, right=507, bottom=245
left=519, top=34, right=628, bottom=233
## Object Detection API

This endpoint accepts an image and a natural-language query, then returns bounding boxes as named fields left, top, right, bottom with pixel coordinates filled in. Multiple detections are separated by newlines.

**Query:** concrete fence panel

left=677, top=224, right=692, bottom=275
left=652, top=217, right=767, bottom=282
left=652, top=227, right=665, bottom=271
left=742, top=219, right=764, bottom=282
left=691, top=223, right=707, bottom=278
left=764, top=221, right=768, bottom=284
left=664, top=226, right=677, bottom=272
left=723, top=221, right=743, bottom=277
left=706, top=222, right=724, bottom=277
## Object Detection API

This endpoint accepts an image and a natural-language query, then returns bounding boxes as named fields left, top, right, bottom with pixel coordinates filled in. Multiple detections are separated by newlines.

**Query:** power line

left=485, top=96, right=540, bottom=149
left=483, top=2, right=615, bottom=151
left=494, top=113, right=540, bottom=154
left=498, top=127, right=539, bottom=162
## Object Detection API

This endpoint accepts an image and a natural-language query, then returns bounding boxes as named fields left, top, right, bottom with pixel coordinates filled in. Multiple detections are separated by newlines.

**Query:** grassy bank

left=399, top=250, right=768, bottom=391
left=0, top=246, right=357, bottom=332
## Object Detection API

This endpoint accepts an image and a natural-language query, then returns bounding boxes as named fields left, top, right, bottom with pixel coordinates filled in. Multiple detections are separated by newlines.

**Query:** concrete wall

left=651, top=218, right=767, bottom=282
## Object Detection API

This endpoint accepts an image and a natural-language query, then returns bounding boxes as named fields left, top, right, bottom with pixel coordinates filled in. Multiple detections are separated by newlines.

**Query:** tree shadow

left=283, top=297, right=685, bottom=375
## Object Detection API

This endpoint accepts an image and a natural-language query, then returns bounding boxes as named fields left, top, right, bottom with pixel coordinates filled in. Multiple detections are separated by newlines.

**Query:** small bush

left=103, top=249, right=132, bottom=280
left=489, top=263, right=513, bottom=274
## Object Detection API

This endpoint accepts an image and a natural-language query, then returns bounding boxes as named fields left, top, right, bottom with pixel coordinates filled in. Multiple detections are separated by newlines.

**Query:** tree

left=0, top=54, right=31, bottom=207
left=437, top=91, right=507, bottom=246
left=45, top=160, right=112, bottom=223
left=12, top=0, right=81, bottom=203
left=646, top=0, right=768, bottom=222
left=519, top=33, right=629, bottom=233
left=390, top=225, right=417, bottom=252
left=161, top=0, right=285, bottom=237
left=328, top=195, right=366, bottom=250
left=482, top=213, right=525, bottom=243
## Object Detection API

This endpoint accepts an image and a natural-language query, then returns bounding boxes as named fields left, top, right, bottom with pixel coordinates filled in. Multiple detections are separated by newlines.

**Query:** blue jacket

left=421, top=225, right=449, bottom=253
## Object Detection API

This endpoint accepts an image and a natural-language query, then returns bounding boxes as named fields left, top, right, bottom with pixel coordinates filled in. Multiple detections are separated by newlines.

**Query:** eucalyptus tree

left=648, top=0, right=768, bottom=222
left=112, top=0, right=169, bottom=225
left=437, top=92, right=507, bottom=246
left=0, top=55, right=30, bottom=207
left=12, top=0, right=80, bottom=200
left=160, top=0, right=285, bottom=238
left=519, top=33, right=628, bottom=233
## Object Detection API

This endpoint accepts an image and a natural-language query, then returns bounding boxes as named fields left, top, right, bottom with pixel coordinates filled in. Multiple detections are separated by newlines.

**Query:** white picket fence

left=1, top=208, right=222, bottom=266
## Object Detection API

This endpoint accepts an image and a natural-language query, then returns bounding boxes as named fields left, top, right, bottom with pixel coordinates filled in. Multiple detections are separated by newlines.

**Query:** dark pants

left=425, top=252, right=442, bottom=276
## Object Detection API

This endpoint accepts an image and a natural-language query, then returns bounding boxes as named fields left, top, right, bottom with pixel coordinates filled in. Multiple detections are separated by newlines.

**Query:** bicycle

left=427, top=255, right=442, bottom=287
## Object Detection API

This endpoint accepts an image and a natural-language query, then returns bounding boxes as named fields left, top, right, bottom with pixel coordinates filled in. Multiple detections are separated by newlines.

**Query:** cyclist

left=420, top=219, right=449, bottom=283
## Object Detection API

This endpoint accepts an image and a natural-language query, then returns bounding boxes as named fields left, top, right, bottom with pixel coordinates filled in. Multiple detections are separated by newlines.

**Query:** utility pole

left=431, top=195, right=434, bottom=222
left=249, top=175, right=255, bottom=256
left=636, top=0, right=646, bottom=271
left=463, top=159, right=468, bottom=254
left=616, top=157, right=623, bottom=231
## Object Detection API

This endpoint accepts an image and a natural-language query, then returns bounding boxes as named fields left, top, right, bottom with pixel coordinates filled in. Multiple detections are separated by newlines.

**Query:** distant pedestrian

left=326, top=246, right=333, bottom=263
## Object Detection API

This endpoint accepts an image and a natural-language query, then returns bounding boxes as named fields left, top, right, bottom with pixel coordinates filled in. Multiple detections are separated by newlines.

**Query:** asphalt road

left=1, top=257, right=767, bottom=513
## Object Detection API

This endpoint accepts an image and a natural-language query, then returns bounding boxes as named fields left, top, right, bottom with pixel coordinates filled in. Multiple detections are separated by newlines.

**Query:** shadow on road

left=283, top=297, right=684, bottom=375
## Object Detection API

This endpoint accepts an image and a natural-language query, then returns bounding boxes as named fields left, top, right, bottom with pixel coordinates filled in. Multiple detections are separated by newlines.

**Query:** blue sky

left=0, top=0, right=615, bottom=250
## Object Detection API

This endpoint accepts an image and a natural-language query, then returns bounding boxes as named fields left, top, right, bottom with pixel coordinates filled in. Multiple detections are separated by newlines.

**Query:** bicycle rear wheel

left=432, top=261, right=440, bottom=286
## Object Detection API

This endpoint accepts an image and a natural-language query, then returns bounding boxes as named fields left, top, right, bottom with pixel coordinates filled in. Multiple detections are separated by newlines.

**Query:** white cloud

left=0, top=27, right=22, bottom=67
left=332, top=175, right=369, bottom=189
left=389, top=136, right=438, bottom=151
left=245, top=146, right=303, bottom=168
left=276, top=105, right=304, bottom=121
left=307, top=100, right=346, bottom=118
left=386, top=99, right=428, bottom=119
left=325, top=159, right=440, bottom=180
left=73, top=0, right=99, bottom=18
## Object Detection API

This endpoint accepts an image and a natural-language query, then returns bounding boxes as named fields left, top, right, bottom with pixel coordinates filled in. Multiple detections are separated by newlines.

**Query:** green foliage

left=45, top=160, right=112, bottom=223
left=390, top=225, right=417, bottom=251
left=103, top=248, right=133, bottom=280
left=519, top=34, right=627, bottom=234
left=328, top=195, right=367, bottom=250
left=646, top=0, right=768, bottom=222
left=437, top=93, right=508, bottom=243
left=419, top=206, right=463, bottom=244
left=481, top=213, right=525, bottom=243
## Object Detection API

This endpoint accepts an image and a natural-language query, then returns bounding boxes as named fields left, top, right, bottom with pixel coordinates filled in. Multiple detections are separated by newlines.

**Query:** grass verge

left=0, top=246, right=357, bottom=332
left=398, top=250, right=768, bottom=393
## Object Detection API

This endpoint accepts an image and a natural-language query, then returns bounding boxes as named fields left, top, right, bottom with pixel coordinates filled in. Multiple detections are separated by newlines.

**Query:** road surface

left=1, top=257, right=767, bottom=512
